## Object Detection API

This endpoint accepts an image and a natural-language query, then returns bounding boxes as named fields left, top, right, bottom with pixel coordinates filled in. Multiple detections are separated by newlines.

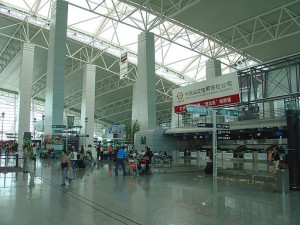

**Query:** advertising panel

left=107, top=125, right=125, bottom=138
left=120, top=49, right=128, bottom=79
left=172, top=72, right=240, bottom=113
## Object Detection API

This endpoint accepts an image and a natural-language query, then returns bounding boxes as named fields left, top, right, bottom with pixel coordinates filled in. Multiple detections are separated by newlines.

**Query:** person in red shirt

left=108, top=145, right=114, bottom=160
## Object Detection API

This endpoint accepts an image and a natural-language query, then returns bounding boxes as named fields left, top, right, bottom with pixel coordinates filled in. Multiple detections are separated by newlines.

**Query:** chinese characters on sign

left=172, top=72, right=240, bottom=113
left=120, top=49, right=128, bottom=79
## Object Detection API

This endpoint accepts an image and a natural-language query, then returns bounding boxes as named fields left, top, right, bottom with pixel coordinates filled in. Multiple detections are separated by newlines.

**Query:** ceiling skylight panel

left=71, top=16, right=103, bottom=35
left=158, top=41, right=196, bottom=61
left=1, top=0, right=29, bottom=12
left=67, top=5, right=100, bottom=34
left=35, top=0, right=52, bottom=19
left=21, top=0, right=37, bottom=11
left=67, top=0, right=90, bottom=9
left=89, top=0, right=116, bottom=15
left=112, top=23, right=139, bottom=50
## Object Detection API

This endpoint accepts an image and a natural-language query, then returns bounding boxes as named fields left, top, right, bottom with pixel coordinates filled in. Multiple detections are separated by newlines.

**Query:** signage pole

left=66, top=129, right=68, bottom=151
left=212, top=110, right=217, bottom=178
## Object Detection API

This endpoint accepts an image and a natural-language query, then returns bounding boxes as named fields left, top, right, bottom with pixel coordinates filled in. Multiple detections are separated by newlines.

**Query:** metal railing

left=0, top=151, right=25, bottom=173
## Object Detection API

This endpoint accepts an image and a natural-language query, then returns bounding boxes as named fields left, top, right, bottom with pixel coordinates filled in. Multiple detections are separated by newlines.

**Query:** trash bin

left=275, top=169, right=289, bottom=192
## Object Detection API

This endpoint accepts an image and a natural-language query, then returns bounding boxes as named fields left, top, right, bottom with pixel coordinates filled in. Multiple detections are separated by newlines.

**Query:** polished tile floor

left=0, top=157, right=300, bottom=225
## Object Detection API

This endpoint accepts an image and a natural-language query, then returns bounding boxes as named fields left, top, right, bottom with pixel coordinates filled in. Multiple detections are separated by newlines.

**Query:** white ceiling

left=0, top=0, right=299, bottom=126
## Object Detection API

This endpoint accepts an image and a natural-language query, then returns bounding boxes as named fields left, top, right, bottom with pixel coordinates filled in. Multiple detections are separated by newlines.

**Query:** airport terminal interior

left=1, top=0, right=300, bottom=225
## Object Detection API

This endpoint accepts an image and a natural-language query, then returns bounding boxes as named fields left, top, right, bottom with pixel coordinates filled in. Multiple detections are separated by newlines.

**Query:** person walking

left=59, top=150, right=72, bottom=186
left=96, top=145, right=100, bottom=160
left=69, top=148, right=78, bottom=172
left=115, top=146, right=128, bottom=176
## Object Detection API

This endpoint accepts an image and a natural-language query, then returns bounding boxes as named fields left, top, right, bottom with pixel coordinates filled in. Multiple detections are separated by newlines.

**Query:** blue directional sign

left=186, top=105, right=212, bottom=116
left=53, top=130, right=63, bottom=134
left=69, top=125, right=82, bottom=128
left=52, top=125, right=66, bottom=128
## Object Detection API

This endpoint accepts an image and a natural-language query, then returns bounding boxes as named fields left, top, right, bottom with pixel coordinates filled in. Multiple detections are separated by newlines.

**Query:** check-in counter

left=191, top=159, right=197, bottom=165
left=179, top=150, right=185, bottom=157
left=258, top=163, right=268, bottom=171
left=198, top=150, right=207, bottom=159
left=198, top=159, right=206, bottom=167
left=253, top=151, right=267, bottom=162
left=243, top=152, right=253, bottom=161
left=223, top=161, right=234, bottom=169
left=191, top=150, right=197, bottom=158
left=216, top=159, right=222, bottom=168
left=178, top=158, right=184, bottom=165
left=258, top=153, right=267, bottom=161
left=217, top=151, right=222, bottom=160
left=225, top=151, right=234, bottom=160
left=244, top=162, right=253, bottom=170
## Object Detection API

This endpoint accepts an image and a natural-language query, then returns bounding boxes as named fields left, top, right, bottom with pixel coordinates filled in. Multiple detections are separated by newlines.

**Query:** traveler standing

left=143, top=147, right=152, bottom=173
left=100, top=145, right=104, bottom=160
left=273, top=147, right=280, bottom=175
left=59, top=150, right=72, bottom=186
left=108, top=145, right=114, bottom=160
left=115, top=146, right=128, bottom=176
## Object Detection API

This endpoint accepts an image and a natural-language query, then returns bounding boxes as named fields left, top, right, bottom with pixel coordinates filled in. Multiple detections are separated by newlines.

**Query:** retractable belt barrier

left=0, top=154, right=24, bottom=173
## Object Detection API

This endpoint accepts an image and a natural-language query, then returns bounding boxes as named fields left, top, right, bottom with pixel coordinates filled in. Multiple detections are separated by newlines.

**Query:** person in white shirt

left=69, top=149, right=78, bottom=171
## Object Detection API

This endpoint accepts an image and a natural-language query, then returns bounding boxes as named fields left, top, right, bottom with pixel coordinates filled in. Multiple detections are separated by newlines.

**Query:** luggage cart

left=128, top=159, right=139, bottom=176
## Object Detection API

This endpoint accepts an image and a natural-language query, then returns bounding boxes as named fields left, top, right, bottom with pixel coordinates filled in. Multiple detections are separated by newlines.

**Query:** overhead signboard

left=197, top=123, right=230, bottom=129
left=69, top=125, right=82, bottom=129
left=120, top=49, right=128, bottom=79
left=185, top=105, right=212, bottom=116
left=53, top=130, right=63, bottom=134
left=52, top=125, right=66, bottom=128
left=172, top=72, right=240, bottom=113
left=197, top=123, right=213, bottom=128
left=285, top=97, right=298, bottom=110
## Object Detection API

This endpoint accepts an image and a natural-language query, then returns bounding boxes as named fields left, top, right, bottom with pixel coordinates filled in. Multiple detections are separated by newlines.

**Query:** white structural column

left=44, top=0, right=68, bottom=134
left=206, top=59, right=222, bottom=80
left=131, top=82, right=138, bottom=121
left=136, top=32, right=156, bottom=130
left=17, top=43, right=35, bottom=145
left=81, top=64, right=96, bottom=148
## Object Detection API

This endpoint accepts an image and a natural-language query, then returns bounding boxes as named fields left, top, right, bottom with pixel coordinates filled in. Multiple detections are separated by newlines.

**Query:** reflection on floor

left=0, top=158, right=299, bottom=225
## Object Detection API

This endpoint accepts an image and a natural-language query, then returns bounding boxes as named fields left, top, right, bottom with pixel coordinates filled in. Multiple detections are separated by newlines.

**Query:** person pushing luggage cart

left=115, top=146, right=128, bottom=176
